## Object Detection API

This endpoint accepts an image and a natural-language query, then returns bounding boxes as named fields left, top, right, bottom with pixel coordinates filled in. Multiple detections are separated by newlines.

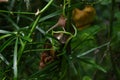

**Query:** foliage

left=0, top=0, right=120, bottom=80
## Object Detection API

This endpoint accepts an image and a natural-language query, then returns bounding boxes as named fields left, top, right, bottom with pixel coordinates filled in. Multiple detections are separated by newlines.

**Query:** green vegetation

left=0, top=0, right=120, bottom=80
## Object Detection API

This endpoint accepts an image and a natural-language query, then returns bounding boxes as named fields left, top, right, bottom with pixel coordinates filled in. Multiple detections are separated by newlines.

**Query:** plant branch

left=18, top=0, right=54, bottom=62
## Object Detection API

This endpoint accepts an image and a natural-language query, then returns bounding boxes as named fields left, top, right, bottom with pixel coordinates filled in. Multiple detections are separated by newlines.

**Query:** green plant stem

left=0, top=10, right=35, bottom=15
left=109, top=0, right=115, bottom=38
left=62, top=0, right=72, bottom=80
left=40, top=0, right=53, bottom=13
left=63, top=0, right=66, bottom=16
left=108, top=0, right=119, bottom=80
left=66, top=0, right=71, bottom=30
left=109, top=0, right=115, bottom=63
left=24, top=49, right=54, bottom=53
left=65, top=0, right=72, bottom=49
left=18, top=0, right=54, bottom=62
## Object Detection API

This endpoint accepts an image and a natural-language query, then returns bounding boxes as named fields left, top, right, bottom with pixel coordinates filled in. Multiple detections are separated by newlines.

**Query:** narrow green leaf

left=70, top=61, right=78, bottom=75
left=39, top=10, right=61, bottom=22
left=19, top=38, right=24, bottom=47
left=77, top=42, right=109, bottom=57
left=24, top=49, right=53, bottom=53
left=0, top=30, right=11, bottom=34
left=77, top=58, right=106, bottom=73
left=36, top=27, right=45, bottom=35
left=0, top=37, right=15, bottom=52
left=29, top=61, right=58, bottom=78
left=0, top=53, right=9, bottom=65
left=0, top=34, right=12, bottom=40
left=0, top=13, right=19, bottom=30
left=20, top=15, right=33, bottom=21
left=13, top=38, right=18, bottom=80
